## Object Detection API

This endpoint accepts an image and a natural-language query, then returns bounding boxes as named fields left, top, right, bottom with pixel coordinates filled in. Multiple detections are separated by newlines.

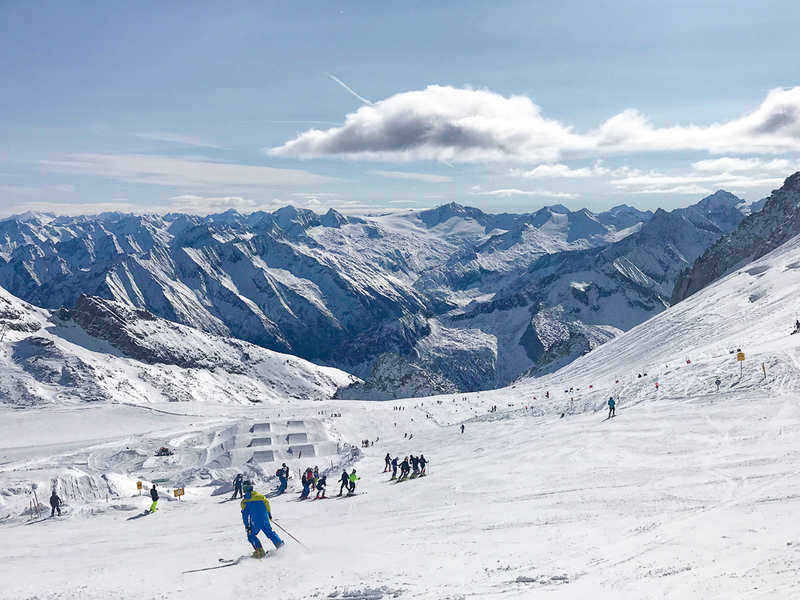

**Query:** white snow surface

left=4, top=234, right=800, bottom=597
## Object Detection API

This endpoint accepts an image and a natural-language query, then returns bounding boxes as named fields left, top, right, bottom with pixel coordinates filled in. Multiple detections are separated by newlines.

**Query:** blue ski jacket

left=241, top=491, right=272, bottom=527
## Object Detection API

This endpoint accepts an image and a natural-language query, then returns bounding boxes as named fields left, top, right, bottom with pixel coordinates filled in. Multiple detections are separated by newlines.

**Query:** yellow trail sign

left=737, top=352, right=745, bottom=362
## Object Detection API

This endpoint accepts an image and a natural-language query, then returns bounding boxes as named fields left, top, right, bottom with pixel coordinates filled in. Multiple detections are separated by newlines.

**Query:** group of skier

left=384, top=452, right=427, bottom=481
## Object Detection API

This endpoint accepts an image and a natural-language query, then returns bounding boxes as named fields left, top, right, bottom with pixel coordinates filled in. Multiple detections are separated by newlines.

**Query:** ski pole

left=272, top=520, right=310, bottom=551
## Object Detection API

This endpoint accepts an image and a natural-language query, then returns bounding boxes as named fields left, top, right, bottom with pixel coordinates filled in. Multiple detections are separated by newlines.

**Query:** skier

left=398, top=457, right=410, bottom=481
left=276, top=464, right=289, bottom=495
left=241, top=480, right=284, bottom=558
left=390, top=456, right=398, bottom=480
left=337, top=470, right=349, bottom=496
left=149, top=484, right=159, bottom=513
left=715, top=378, right=721, bottom=392
left=419, top=454, right=427, bottom=476
left=607, top=397, right=616, bottom=419
left=410, top=455, right=419, bottom=477
left=315, top=475, right=327, bottom=499
left=460, top=424, right=465, bottom=434
left=384, top=453, right=391, bottom=472
left=300, top=470, right=312, bottom=500
left=313, top=466, right=319, bottom=488
left=348, top=468, right=359, bottom=495
left=49, top=489, right=62, bottom=517
left=231, top=473, right=244, bottom=499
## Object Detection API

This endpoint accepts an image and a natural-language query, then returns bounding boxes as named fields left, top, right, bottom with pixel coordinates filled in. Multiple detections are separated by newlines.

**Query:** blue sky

left=2, top=0, right=800, bottom=217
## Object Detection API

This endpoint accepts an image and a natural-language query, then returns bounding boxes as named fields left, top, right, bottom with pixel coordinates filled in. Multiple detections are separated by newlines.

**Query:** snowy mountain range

left=0, top=191, right=754, bottom=397
left=0, top=285, right=355, bottom=407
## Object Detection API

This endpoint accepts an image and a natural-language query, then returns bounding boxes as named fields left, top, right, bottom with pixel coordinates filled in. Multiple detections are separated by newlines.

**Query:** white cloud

left=611, top=170, right=783, bottom=190
left=38, top=154, right=338, bottom=189
left=629, top=185, right=714, bottom=195
left=269, top=85, right=800, bottom=163
left=473, top=188, right=578, bottom=199
left=368, top=170, right=453, bottom=183
left=512, top=162, right=609, bottom=178
left=134, top=132, right=222, bottom=149
left=691, top=156, right=796, bottom=173
left=0, top=183, right=75, bottom=197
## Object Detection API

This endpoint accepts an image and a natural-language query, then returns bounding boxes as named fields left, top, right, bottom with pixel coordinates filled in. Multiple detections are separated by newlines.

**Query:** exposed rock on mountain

left=672, top=173, right=800, bottom=303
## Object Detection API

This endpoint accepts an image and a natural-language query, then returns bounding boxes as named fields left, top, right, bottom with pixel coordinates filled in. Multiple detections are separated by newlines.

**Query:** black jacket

left=150, top=487, right=159, bottom=501
left=50, top=494, right=61, bottom=507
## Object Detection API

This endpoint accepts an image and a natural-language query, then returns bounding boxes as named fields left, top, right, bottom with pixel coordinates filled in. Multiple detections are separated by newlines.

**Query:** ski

left=182, top=554, right=267, bottom=574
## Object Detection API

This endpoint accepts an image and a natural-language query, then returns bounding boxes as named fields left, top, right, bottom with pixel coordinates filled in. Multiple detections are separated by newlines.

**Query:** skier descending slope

left=241, top=480, right=284, bottom=558
left=384, top=453, right=391, bottom=472
left=149, top=484, right=159, bottom=513
left=608, top=397, right=616, bottom=419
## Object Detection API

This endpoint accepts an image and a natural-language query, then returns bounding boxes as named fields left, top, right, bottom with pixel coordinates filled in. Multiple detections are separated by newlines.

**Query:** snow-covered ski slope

left=5, top=234, right=800, bottom=598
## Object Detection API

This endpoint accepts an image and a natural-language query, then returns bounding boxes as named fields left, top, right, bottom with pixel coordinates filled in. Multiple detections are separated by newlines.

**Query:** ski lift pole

left=271, top=520, right=310, bottom=551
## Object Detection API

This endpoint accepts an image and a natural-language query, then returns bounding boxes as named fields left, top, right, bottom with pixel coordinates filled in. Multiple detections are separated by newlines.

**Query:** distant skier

left=315, top=475, right=327, bottom=499
left=384, top=453, right=391, bottom=472
left=300, top=469, right=312, bottom=500
left=348, top=469, right=359, bottom=495
left=460, top=424, right=465, bottom=434
left=398, top=457, right=410, bottom=481
left=241, top=480, right=283, bottom=559
left=149, top=484, right=159, bottom=513
left=276, top=464, right=289, bottom=495
left=338, top=470, right=349, bottom=496
left=607, top=397, right=616, bottom=419
left=419, top=454, right=427, bottom=476
left=715, top=378, right=721, bottom=392
left=231, top=473, right=244, bottom=499
left=410, top=455, right=419, bottom=476
left=49, top=490, right=62, bottom=517
left=390, top=456, right=398, bottom=480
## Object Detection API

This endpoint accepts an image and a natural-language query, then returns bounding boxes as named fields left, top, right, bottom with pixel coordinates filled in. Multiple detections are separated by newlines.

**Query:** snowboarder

left=607, top=397, right=616, bottom=419
left=348, top=469, right=359, bottom=495
left=390, top=456, right=398, bottom=480
left=460, top=424, right=465, bottom=434
left=231, top=473, right=244, bottom=499
left=419, top=454, right=427, bottom=476
left=315, top=475, right=327, bottom=499
left=384, top=453, right=391, bottom=472
left=49, top=490, right=62, bottom=517
left=149, top=484, right=159, bottom=513
left=241, top=480, right=284, bottom=558
left=338, top=470, right=349, bottom=496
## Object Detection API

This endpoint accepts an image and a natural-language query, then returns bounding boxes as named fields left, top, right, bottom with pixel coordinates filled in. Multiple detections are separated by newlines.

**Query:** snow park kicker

left=5, top=233, right=800, bottom=597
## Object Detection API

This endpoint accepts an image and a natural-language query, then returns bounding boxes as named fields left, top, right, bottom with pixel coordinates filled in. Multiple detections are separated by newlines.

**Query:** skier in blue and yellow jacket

left=241, top=480, right=284, bottom=558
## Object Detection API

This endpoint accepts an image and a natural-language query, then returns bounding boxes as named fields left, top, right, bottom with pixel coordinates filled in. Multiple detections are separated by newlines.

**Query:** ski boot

left=252, top=547, right=266, bottom=559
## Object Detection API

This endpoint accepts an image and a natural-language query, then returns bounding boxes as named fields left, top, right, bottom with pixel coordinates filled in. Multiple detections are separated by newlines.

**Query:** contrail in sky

left=325, top=73, right=374, bottom=106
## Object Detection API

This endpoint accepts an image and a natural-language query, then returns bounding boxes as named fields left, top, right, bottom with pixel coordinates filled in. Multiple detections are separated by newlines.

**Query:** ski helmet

left=242, top=480, right=254, bottom=496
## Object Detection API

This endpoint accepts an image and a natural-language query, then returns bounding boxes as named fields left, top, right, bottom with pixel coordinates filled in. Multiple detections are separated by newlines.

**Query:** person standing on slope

left=315, top=474, right=327, bottom=499
left=460, top=424, right=465, bottom=434
left=241, top=480, right=284, bottom=559
left=348, top=469, right=359, bottom=495
left=410, top=455, right=419, bottom=477
left=384, top=453, right=391, bottom=472
left=391, top=456, right=399, bottom=480
left=231, top=473, right=244, bottom=499
left=419, top=454, right=427, bottom=476
left=338, top=469, right=349, bottom=496
left=607, top=397, right=616, bottom=419
left=49, top=489, right=62, bottom=517
left=149, top=484, right=159, bottom=513
left=276, top=464, right=289, bottom=495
